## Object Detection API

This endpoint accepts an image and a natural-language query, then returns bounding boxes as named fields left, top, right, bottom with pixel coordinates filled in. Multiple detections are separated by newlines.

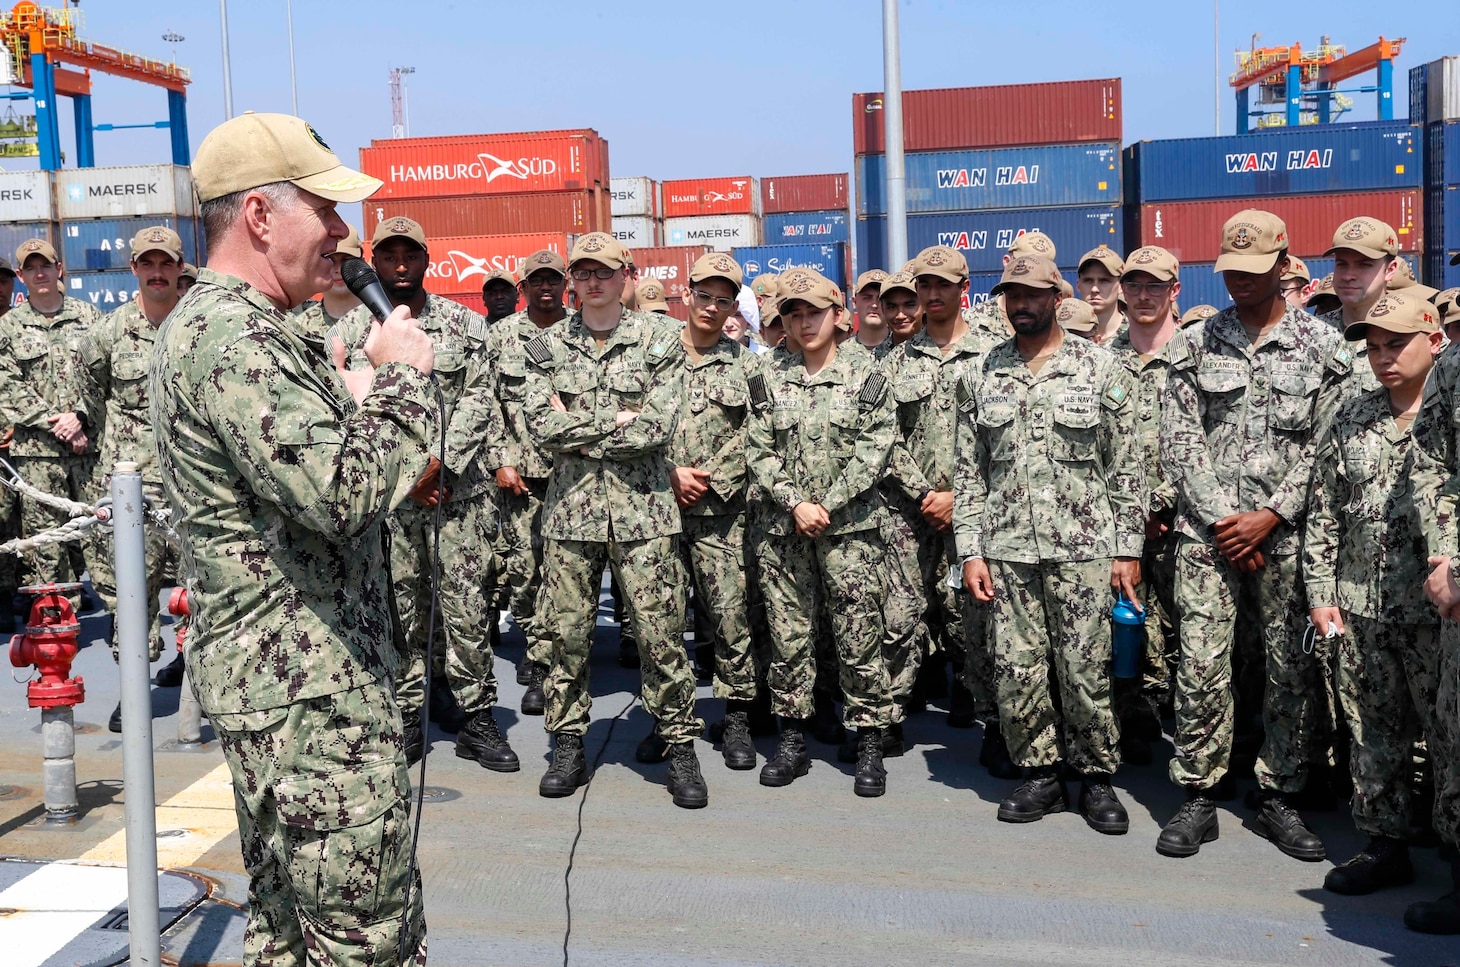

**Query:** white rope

left=0, top=514, right=103, bottom=556
left=0, top=458, right=98, bottom=519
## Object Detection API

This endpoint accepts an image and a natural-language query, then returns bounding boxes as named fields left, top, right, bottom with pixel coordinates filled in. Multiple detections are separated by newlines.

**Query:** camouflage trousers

left=0, top=475, right=20, bottom=598
left=498, top=477, right=550, bottom=667
left=988, top=558, right=1119, bottom=775
left=1435, top=622, right=1460, bottom=846
left=682, top=511, right=758, bottom=701
left=90, top=479, right=182, bottom=662
left=879, top=503, right=931, bottom=715
left=760, top=529, right=894, bottom=729
left=390, top=495, right=499, bottom=718
left=210, top=681, right=426, bottom=967
left=540, top=535, right=703, bottom=744
left=1337, top=615, right=1440, bottom=839
left=1114, top=529, right=1179, bottom=727
left=1169, top=540, right=1317, bottom=794
left=12, top=455, right=90, bottom=586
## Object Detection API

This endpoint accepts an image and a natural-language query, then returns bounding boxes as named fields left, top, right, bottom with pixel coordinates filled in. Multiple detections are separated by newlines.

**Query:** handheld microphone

left=339, top=256, right=396, bottom=323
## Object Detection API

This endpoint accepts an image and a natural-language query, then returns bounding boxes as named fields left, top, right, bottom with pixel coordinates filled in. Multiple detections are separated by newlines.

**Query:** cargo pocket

left=976, top=403, right=1018, bottom=462
left=893, top=373, right=934, bottom=428
left=1196, top=365, right=1248, bottom=424
left=1051, top=403, right=1099, bottom=462
left=497, top=357, right=529, bottom=401
left=828, top=405, right=862, bottom=457
left=433, top=349, right=468, bottom=399
left=1340, top=450, right=1380, bottom=521
left=1269, top=373, right=1319, bottom=432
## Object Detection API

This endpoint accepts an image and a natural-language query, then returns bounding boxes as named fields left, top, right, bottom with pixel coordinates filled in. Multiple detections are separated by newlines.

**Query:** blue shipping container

left=1428, top=121, right=1460, bottom=187
left=966, top=267, right=1080, bottom=302
left=1158, top=255, right=1420, bottom=313
left=733, top=243, right=848, bottom=288
left=856, top=206, right=1122, bottom=275
left=59, top=216, right=201, bottom=272
left=762, top=211, right=851, bottom=245
left=65, top=271, right=141, bottom=309
left=0, top=221, right=54, bottom=258
left=857, top=142, right=1120, bottom=216
left=1125, top=121, right=1422, bottom=202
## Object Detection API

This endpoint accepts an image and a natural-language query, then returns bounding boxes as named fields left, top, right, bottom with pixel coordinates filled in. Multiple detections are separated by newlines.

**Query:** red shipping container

left=360, top=130, right=607, bottom=200
left=761, top=174, right=850, bottom=214
left=629, top=244, right=710, bottom=312
left=363, top=190, right=608, bottom=239
left=366, top=232, right=571, bottom=296
left=1134, top=190, right=1422, bottom=264
left=661, top=177, right=762, bottom=218
left=852, top=79, right=1122, bottom=156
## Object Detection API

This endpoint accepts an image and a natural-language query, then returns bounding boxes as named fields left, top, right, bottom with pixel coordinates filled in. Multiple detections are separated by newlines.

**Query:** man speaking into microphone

left=149, top=113, right=435, bottom=965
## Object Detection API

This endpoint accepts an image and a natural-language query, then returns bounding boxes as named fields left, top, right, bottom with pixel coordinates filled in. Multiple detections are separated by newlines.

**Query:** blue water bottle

left=1111, top=594, right=1145, bottom=680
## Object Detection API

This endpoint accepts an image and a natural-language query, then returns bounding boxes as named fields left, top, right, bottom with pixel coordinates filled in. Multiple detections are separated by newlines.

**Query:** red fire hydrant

left=9, top=581, right=85, bottom=823
left=167, top=587, right=190, bottom=652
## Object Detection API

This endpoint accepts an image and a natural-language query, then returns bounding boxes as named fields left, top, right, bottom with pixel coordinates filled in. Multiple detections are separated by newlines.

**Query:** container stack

left=853, top=79, right=1124, bottom=293
left=1125, top=121, right=1424, bottom=309
left=0, top=171, right=57, bottom=297
left=610, top=176, right=662, bottom=247
left=734, top=173, right=851, bottom=288
left=1413, top=58, right=1460, bottom=287
left=661, top=177, right=761, bottom=252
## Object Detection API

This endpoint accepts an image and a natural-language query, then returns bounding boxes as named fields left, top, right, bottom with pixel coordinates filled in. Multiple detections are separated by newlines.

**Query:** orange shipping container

left=661, top=177, right=762, bottom=218
left=629, top=244, right=711, bottom=319
left=366, top=232, right=571, bottom=296
left=363, top=190, right=608, bottom=239
left=359, top=129, right=609, bottom=201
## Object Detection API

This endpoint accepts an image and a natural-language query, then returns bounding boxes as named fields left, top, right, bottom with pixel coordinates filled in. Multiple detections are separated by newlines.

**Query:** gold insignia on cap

left=925, top=251, right=947, bottom=266
left=1343, top=221, right=1370, bottom=241
left=1010, top=258, right=1032, bottom=276
left=19, top=239, right=42, bottom=253
left=1371, top=297, right=1394, bottom=317
left=1133, top=248, right=1157, bottom=264
left=710, top=254, right=734, bottom=272
left=147, top=228, right=167, bottom=242
left=1056, top=302, right=1075, bottom=320
left=787, top=272, right=814, bottom=294
left=1027, top=236, right=1051, bottom=253
left=390, top=218, right=411, bottom=232
left=1230, top=227, right=1254, bottom=250
left=581, top=234, right=606, bottom=252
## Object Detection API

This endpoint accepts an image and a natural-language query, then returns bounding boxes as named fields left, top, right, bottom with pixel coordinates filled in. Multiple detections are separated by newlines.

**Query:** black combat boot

left=997, top=766, right=1067, bottom=823
left=515, top=657, right=534, bottom=686
left=946, top=681, right=977, bottom=729
left=1324, top=837, right=1413, bottom=895
left=838, top=721, right=904, bottom=762
left=1079, top=775, right=1130, bottom=835
left=454, top=708, right=520, bottom=772
left=1253, top=792, right=1326, bottom=861
left=402, top=715, right=426, bottom=766
left=979, top=723, right=1020, bottom=780
left=617, top=625, right=639, bottom=669
left=720, top=702, right=756, bottom=771
left=666, top=742, right=709, bottom=809
left=1156, top=791, right=1219, bottom=857
left=153, top=652, right=185, bottom=687
left=1404, top=858, right=1460, bottom=935
left=635, top=723, right=670, bottom=764
left=539, top=733, right=590, bottom=798
left=853, top=727, right=887, bottom=798
left=108, top=701, right=123, bottom=734
left=760, top=719, right=811, bottom=787
left=429, top=682, right=468, bottom=734
left=519, top=664, right=545, bottom=716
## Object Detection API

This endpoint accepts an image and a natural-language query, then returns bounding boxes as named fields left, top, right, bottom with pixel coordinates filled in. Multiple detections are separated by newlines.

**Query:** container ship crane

left=1229, top=34, right=1404, bottom=133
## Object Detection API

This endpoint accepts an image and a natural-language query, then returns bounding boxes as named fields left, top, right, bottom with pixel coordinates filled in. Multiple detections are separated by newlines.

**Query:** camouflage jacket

left=78, top=300, right=165, bottom=483
left=666, top=334, right=751, bottom=517
left=522, top=308, right=685, bottom=542
left=962, top=302, right=1012, bottom=348
left=289, top=298, right=351, bottom=353
left=882, top=327, right=991, bottom=501
left=1159, top=305, right=1350, bottom=555
left=1304, top=388, right=1432, bottom=623
left=484, top=310, right=564, bottom=480
left=1410, top=345, right=1460, bottom=560
left=149, top=269, right=438, bottom=716
left=337, top=293, right=497, bottom=503
left=953, top=334, right=1143, bottom=564
left=1318, top=307, right=1382, bottom=398
left=0, top=296, right=104, bottom=458
left=843, top=332, right=895, bottom=362
left=1109, top=329, right=1178, bottom=515
left=746, top=347, right=895, bottom=538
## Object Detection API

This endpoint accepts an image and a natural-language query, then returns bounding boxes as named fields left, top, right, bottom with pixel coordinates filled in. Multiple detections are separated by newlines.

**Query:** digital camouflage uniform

left=1160, top=304, right=1350, bottom=794
left=79, top=300, right=184, bottom=660
left=484, top=309, right=561, bottom=670
left=150, top=269, right=433, bottom=965
left=338, top=294, right=502, bottom=719
left=1319, top=307, right=1383, bottom=398
left=0, top=296, right=104, bottom=585
left=1304, top=388, right=1440, bottom=840
left=747, top=347, right=897, bottom=729
left=523, top=308, right=703, bottom=743
left=667, top=334, right=757, bottom=700
left=954, top=335, right=1143, bottom=776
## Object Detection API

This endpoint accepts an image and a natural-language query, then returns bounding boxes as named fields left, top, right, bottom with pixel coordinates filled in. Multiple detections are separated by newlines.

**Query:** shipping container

left=663, top=215, right=760, bottom=252
left=763, top=210, right=850, bottom=245
left=612, top=216, right=661, bottom=248
left=1125, top=121, right=1421, bottom=202
left=55, top=165, right=195, bottom=219
left=437, top=292, right=492, bottom=318
left=966, top=267, right=1080, bottom=303
left=858, top=142, right=1121, bottom=216
left=65, top=270, right=140, bottom=309
left=1431, top=185, right=1460, bottom=255
left=630, top=245, right=711, bottom=322
left=1425, top=252, right=1460, bottom=288
left=610, top=177, right=659, bottom=217
left=362, top=190, right=607, bottom=240
left=1167, top=254, right=1421, bottom=313
left=0, top=221, right=55, bottom=259
left=1428, top=121, right=1460, bottom=187
left=761, top=174, right=849, bottom=214
left=0, top=170, right=53, bottom=221
left=1132, top=190, right=1423, bottom=264
left=733, top=243, right=849, bottom=288
left=661, top=177, right=762, bottom=218
left=59, top=217, right=201, bottom=272
left=1413, top=57, right=1460, bottom=124
left=856, top=205, right=1122, bottom=275
left=368, top=233, right=571, bottom=296
left=359, top=130, right=608, bottom=201
left=852, top=78, right=1122, bottom=156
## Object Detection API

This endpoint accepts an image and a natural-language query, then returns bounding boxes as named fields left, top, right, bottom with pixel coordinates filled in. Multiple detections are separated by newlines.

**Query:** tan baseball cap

left=1122, top=246, right=1180, bottom=283
left=16, top=237, right=58, bottom=266
left=1214, top=209, right=1289, bottom=274
left=568, top=232, right=630, bottom=270
left=855, top=269, right=889, bottom=294
left=1078, top=245, right=1123, bottom=277
left=690, top=252, right=744, bottom=290
left=1325, top=217, right=1399, bottom=260
left=1008, top=231, right=1056, bottom=260
left=912, top=245, right=969, bottom=283
left=760, top=296, right=782, bottom=327
left=1282, top=255, right=1311, bottom=284
left=520, top=249, right=566, bottom=280
left=636, top=278, right=670, bottom=313
left=1387, top=258, right=1417, bottom=288
left=372, top=216, right=428, bottom=252
left=192, top=112, right=381, bottom=204
left=778, top=267, right=844, bottom=310
left=0, top=255, right=15, bottom=277
left=336, top=225, right=363, bottom=260
left=179, top=262, right=199, bottom=281
left=1437, top=286, right=1460, bottom=319
left=1056, top=299, right=1097, bottom=333
left=480, top=268, right=516, bottom=289
left=130, top=225, right=184, bottom=262
left=879, top=268, right=917, bottom=298
left=990, top=255, right=1063, bottom=295
left=1180, top=304, right=1219, bottom=327
left=1344, top=290, right=1441, bottom=340
left=1305, top=273, right=1337, bottom=307
left=751, top=273, right=779, bottom=298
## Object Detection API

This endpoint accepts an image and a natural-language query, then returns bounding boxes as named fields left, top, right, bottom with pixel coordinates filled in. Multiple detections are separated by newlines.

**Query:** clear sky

left=8, top=0, right=1460, bottom=216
